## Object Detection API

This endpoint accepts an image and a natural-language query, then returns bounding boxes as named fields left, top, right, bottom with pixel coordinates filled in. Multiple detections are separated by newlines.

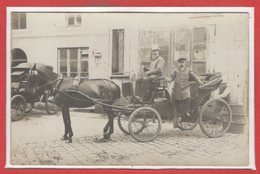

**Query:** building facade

left=11, top=12, right=249, bottom=105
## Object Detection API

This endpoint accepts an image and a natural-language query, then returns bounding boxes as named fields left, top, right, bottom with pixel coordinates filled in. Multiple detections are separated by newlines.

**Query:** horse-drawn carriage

left=116, top=73, right=232, bottom=142
left=11, top=63, right=58, bottom=121
left=20, top=63, right=232, bottom=143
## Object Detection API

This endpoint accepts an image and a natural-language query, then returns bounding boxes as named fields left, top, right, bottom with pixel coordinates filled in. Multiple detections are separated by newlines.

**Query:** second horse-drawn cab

left=11, top=63, right=58, bottom=121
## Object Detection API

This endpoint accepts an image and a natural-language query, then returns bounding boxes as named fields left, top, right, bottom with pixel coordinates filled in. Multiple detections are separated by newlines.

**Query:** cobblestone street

left=10, top=109, right=249, bottom=167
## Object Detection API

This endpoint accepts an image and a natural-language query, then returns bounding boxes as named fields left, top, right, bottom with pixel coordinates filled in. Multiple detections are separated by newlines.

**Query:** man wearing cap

left=141, top=44, right=165, bottom=101
left=169, top=57, right=203, bottom=117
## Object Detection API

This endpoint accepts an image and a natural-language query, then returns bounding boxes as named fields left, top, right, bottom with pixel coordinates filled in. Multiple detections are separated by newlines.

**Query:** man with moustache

left=141, top=44, right=165, bottom=101
left=169, top=57, right=203, bottom=118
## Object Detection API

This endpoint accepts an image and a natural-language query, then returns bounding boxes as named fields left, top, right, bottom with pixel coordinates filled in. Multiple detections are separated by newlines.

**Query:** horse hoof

left=94, top=137, right=112, bottom=143
left=61, top=136, right=68, bottom=141
left=66, top=139, right=72, bottom=143
left=103, top=134, right=110, bottom=139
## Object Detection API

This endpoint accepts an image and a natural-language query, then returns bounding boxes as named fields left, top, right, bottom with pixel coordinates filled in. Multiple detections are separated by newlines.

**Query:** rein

left=65, top=90, right=134, bottom=112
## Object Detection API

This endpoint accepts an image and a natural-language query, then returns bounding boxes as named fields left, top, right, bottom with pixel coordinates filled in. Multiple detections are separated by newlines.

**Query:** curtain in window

left=112, top=29, right=124, bottom=74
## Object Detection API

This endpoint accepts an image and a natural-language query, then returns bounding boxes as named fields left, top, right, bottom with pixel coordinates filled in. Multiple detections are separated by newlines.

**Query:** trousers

left=174, top=98, right=191, bottom=115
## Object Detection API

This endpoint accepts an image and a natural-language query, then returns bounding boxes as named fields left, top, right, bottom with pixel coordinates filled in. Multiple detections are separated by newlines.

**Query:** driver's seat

left=151, top=76, right=168, bottom=100
left=152, top=76, right=168, bottom=91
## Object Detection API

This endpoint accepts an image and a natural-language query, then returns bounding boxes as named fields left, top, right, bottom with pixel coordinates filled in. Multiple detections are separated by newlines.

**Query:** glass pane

left=193, top=48, right=206, bottom=60
left=20, top=13, right=26, bottom=29
left=11, top=13, right=18, bottom=29
left=81, top=54, right=88, bottom=60
left=174, top=29, right=191, bottom=62
left=81, top=61, right=88, bottom=72
left=157, top=32, right=170, bottom=45
left=140, top=31, right=154, bottom=46
left=70, top=48, right=78, bottom=60
left=139, top=47, right=152, bottom=62
left=193, top=27, right=207, bottom=43
left=159, top=45, right=169, bottom=75
left=68, top=15, right=74, bottom=25
left=80, top=72, right=88, bottom=77
left=70, top=61, right=78, bottom=72
left=61, top=72, right=67, bottom=77
left=77, top=15, right=81, bottom=24
left=118, top=30, right=124, bottom=73
left=70, top=73, right=78, bottom=77
left=60, top=61, right=67, bottom=72
left=112, top=29, right=124, bottom=74
left=60, top=49, right=67, bottom=60
left=192, top=62, right=206, bottom=75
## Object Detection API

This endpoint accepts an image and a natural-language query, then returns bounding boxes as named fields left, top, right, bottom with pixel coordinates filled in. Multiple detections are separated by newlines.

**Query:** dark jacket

left=171, top=67, right=203, bottom=100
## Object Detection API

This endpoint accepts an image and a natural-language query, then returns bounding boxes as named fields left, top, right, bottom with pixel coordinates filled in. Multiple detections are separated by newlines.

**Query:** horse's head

left=27, top=63, right=59, bottom=93
left=25, top=63, right=42, bottom=93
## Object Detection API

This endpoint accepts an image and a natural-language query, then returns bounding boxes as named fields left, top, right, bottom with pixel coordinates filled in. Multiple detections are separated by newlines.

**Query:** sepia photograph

left=6, top=7, right=254, bottom=168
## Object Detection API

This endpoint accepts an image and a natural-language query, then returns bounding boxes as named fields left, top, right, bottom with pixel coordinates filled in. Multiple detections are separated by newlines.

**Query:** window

left=12, top=13, right=26, bottom=30
left=139, top=30, right=170, bottom=77
left=174, top=28, right=191, bottom=68
left=112, top=29, right=124, bottom=75
left=67, top=13, right=81, bottom=26
left=192, top=27, right=207, bottom=75
left=58, top=48, right=89, bottom=77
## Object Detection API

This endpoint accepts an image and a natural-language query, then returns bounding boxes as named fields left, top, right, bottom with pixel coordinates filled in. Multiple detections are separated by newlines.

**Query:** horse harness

left=52, top=75, right=112, bottom=103
left=52, top=74, right=64, bottom=96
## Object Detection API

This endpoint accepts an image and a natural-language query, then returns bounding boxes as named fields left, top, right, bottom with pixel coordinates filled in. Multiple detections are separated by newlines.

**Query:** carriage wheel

left=11, top=95, right=26, bottom=121
left=176, top=109, right=199, bottom=130
left=118, top=112, right=130, bottom=135
left=45, top=93, right=59, bottom=115
left=199, top=98, right=232, bottom=138
left=128, top=107, right=162, bottom=142
left=25, top=102, right=34, bottom=113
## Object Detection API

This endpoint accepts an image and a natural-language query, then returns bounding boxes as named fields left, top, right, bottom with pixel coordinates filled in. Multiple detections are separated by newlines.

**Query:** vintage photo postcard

left=6, top=7, right=254, bottom=169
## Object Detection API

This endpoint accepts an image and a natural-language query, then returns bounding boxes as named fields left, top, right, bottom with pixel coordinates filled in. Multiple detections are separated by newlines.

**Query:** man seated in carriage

left=169, top=57, right=203, bottom=118
left=139, top=44, right=165, bottom=101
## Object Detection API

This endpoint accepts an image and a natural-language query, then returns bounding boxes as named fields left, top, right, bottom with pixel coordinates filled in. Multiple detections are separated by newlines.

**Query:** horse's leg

left=101, top=106, right=111, bottom=139
left=61, top=107, right=69, bottom=141
left=66, top=109, right=73, bottom=143
left=103, top=110, right=115, bottom=139
left=108, top=112, right=116, bottom=137
left=62, top=107, right=73, bottom=143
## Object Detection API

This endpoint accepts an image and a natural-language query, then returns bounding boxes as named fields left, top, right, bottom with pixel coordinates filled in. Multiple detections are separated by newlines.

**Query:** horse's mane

left=36, top=64, right=59, bottom=81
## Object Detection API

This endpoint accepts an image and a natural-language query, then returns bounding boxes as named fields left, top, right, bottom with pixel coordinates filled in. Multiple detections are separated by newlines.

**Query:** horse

left=25, top=63, right=121, bottom=143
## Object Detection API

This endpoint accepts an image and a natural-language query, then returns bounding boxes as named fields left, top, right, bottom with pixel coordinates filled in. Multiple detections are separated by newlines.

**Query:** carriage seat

left=152, top=76, right=168, bottom=90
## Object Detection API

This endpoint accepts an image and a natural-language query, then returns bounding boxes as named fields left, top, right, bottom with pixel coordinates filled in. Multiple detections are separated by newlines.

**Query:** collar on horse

left=72, top=76, right=81, bottom=91
left=52, top=74, right=64, bottom=96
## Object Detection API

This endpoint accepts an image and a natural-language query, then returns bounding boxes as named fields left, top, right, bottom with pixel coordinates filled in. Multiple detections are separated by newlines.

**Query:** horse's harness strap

left=53, top=74, right=64, bottom=95
left=72, top=76, right=81, bottom=91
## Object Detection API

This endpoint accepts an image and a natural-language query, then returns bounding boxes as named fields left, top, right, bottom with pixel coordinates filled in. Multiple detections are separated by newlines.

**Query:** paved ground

left=10, top=108, right=249, bottom=167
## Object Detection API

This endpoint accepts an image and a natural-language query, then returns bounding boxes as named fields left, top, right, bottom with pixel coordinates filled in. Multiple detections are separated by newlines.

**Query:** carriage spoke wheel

left=176, top=109, right=199, bottom=130
left=199, top=98, right=232, bottom=138
left=118, top=112, right=131, bottom=135
left=128, top=107, right=162, bottom=142
left=11, top=95, right=26, bottom=121
left=25, top=102, right=34, bottom=113
left=44, top=92, right=59, bottom=115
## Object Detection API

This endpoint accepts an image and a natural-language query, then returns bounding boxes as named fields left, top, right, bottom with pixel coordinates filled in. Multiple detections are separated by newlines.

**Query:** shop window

left=192, top=27, right=207, bottom=75
left=139, top=30, right=170, bottom=77
left=12, top=13, right=27, bottom=30
left=58, top=47, right=89, bottom=77
left=67, top=13, right=82, bottom=26
left=112, top=29, right=124, bottom=75
left=174, top=28, right=191, bottom=68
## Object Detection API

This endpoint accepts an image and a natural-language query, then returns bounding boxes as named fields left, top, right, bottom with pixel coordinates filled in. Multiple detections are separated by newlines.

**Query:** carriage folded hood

left=12, top=62, right=54, bottom=72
